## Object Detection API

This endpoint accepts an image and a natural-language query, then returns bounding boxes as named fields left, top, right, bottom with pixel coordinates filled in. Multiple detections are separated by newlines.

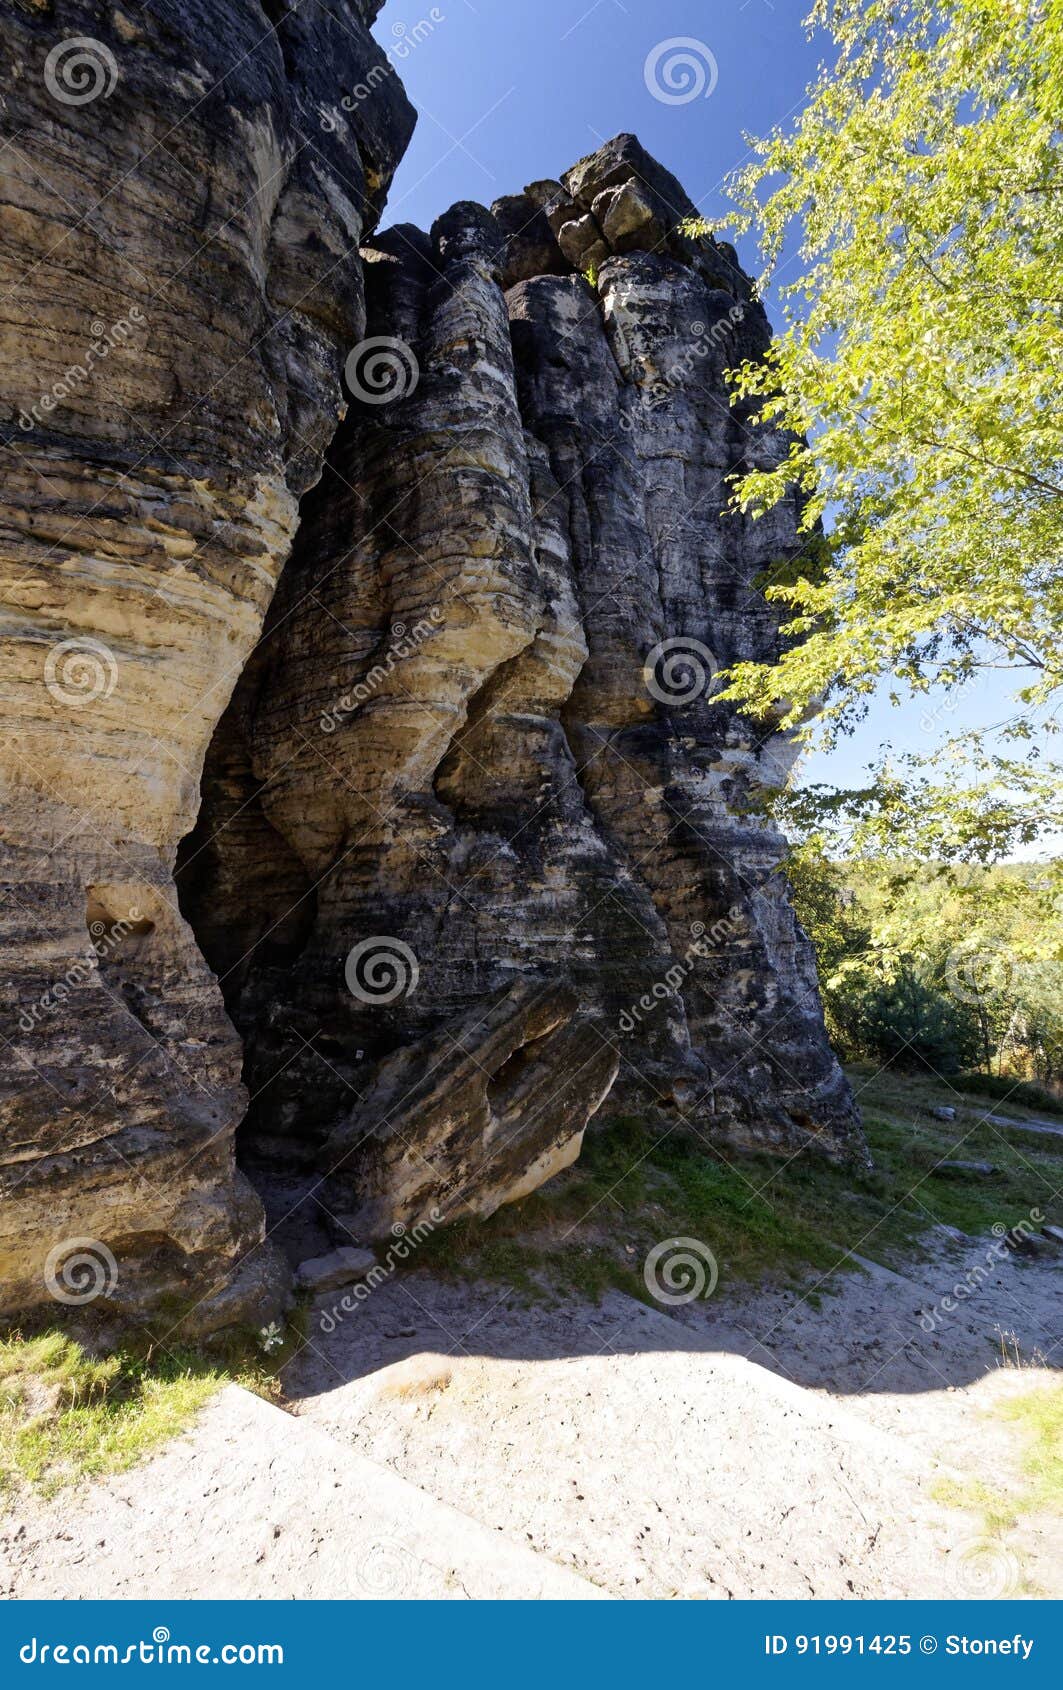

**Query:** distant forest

left=790, top=852, right=1063, bottom=1101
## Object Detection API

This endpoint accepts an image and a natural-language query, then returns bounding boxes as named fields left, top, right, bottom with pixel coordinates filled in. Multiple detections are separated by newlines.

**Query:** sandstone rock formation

left=0, top=0, right=413, bottom=1331
left=181, top=135, right=862, bottom=1244
left=330, top=983, right=621, bottom=1238
left=1, top=1, right=860, bottom=1336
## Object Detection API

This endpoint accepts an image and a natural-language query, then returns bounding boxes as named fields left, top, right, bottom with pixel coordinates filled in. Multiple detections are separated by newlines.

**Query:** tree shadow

left=281, top=1230, right=1062, bottom=1405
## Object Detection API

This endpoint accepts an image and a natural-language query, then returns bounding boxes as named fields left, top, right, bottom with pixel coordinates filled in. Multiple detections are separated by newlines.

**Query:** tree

left=720, top=0, right=1063, bottom=858
left=787, top=847, right=1063, bottom=1086
left=844, top=963, right=984, bottom=1075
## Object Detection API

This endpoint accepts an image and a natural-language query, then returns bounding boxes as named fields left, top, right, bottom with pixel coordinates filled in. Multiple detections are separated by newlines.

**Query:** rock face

left=0, top=8, right=859, bottom=1335
left=330, top=983, right=621, bottom=1238
left=0, top=0, right=413, bottom=1331
left=180, top=135, right=862, bottom=1245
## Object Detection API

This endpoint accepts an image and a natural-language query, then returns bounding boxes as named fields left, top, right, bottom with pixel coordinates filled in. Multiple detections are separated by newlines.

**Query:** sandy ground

left=0, top=1387, right=600, bottom=1600
left=3, top=1229, right=1059, bottom=1599
left=283, top=1232, right=1061, bottom=1599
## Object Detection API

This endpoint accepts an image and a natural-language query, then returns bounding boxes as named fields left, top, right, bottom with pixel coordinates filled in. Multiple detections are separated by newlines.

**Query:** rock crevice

left=0, top=5, right=859, bottom=1333
left=0, top=0, right=413, bottom=1331
left=183, top=135, right=861, bottom=1250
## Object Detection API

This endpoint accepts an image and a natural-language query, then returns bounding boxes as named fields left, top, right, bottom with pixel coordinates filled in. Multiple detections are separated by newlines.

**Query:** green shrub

left=954, top=1072, right=1063, bottom=1115
left=837, top=965, right=983, bottom=1076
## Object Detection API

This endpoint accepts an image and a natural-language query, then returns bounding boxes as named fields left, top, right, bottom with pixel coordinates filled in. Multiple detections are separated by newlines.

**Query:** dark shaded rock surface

left=180, top=136, right=862, bottom=1243
left=0, top=0, right=413, bottom=1331
left=329, top=981, right=621, bottom=1240
left=0, top=0, right=858, bottom=1336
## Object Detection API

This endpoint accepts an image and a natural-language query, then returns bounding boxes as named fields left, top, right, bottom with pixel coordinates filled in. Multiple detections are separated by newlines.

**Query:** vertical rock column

left=182, top=205, right=631, bottom=1194
left=0, top=0, right=413, bottom=1330
left=511, top=257, right=856, bottom=1152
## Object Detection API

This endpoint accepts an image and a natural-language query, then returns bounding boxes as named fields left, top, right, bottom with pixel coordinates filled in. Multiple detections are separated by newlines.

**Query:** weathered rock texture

left=180, top=136, right=862, bottom=1247
left=0, top=1, right=858, bottom=1333
left=0, top=0, right=413, bottom=1330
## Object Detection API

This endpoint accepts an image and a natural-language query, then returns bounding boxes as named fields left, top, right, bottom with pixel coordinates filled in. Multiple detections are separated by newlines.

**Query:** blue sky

left=375, top=0, right=822, bottom=237
left=373, top=0, right=1026, bottom=795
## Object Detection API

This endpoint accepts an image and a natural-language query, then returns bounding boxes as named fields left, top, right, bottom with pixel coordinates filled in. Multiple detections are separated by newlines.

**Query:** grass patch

left=411, top=1064, right=1063, bottom=1301
left=953, top=1074, right=1062, bottom=1117
left=998, top=1383, right=1063, bottom=1516
left=933, top=1379, right=1063, bottom=1591
left=0, top=1325, right=290, bottom=1500
left=932, top=1474, right=1017, bottom=1537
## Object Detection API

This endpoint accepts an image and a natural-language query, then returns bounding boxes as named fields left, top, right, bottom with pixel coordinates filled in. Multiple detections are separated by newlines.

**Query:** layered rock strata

left=0, top=0, right=413, bottom=1330
left=0, top=0, right=860, bottom=1333
left=180, top=136, right=862, bottom=1246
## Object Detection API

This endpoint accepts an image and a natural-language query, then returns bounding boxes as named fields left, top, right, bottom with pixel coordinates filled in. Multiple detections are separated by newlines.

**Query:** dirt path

left=3, top=1230, right=1058, bottom=1599
left=0, top=1387, right=600, bottom=1600
left=284, top=1231, right=1061, bottom=1599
